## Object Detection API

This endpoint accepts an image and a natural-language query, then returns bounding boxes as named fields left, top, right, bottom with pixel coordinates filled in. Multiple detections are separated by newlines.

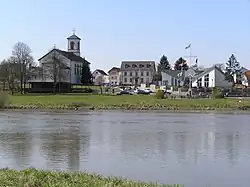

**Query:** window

left=140, top=78, right=144, bottom=83
left=130, top=78, right=133, bottom=83
left=204, top=74, right=209, bottom=87
left=77, top=42, right=80, bottom=49
left=124, top=78, right=127, bottom=82
left=135, top=72, right=138, bottom=76
left=146, top=72, right=149, bottom=76
left=175, top=78, right=177, bottom=86
left=141, top=72, right=144, bottom=76
left=70, top=41, right=74, bottom=50
left=74, top=64, right=76, bottom=75
left=111, top=76, right=114, bottom=79
left=163, top=80, right=168, bottom=86
left=125, top=64, right=130, bottom=68
left=132, top=64, right=137, bottom=68
left=130, top=72, right=132, bottom=76
left=124, top=72, right=127, bottom=76
left=171, top=77, right=174, bottom=85
left=197, top=78, right=202, bottom=87
left=147, top=64, right=151, bottom=68
left=139, top=64, right=144, bottom=68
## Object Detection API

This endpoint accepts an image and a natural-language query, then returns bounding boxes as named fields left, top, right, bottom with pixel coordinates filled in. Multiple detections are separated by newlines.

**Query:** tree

left=157, top=55, right=171, bottom=72
left=43, top=50, right=68, bottom=94
left=0, top=58, right=20, bottom=95
left=12, top=42, right=34, bottom=94
left=174, top=57, right=189, bottom=70
left=225, top=54, right=241, bottom=84
left=81, top=62, right=92, bottom=85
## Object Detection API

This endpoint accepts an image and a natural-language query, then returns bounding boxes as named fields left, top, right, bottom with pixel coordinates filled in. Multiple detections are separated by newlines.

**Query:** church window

left=70, top=41, right=74, bottom=50
left=77, top=42, right=80, bottom=49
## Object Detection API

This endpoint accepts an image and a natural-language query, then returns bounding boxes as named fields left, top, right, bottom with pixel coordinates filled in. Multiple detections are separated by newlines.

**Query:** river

left=0, top=110, right=249, bottom=187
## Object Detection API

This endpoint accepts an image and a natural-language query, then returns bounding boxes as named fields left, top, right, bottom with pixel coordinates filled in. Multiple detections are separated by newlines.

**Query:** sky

left=0, top=0, right=250, bottom=72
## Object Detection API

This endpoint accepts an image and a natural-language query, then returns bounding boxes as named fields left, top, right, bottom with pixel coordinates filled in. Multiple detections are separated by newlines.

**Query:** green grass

left=7, top=94, right=250, bottom=110
left=0, top=168, right=181, bottom=187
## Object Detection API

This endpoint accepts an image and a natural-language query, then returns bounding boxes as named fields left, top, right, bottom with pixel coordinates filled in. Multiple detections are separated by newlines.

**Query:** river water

left=0, top=110, right=249, bottom=187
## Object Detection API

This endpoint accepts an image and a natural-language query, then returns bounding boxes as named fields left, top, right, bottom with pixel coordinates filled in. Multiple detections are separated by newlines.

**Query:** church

left=28, top=30, right=91, bottom=92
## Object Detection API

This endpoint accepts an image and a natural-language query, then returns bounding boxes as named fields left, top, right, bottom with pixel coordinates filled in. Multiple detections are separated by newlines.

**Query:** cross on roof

left=72, top=28, right=76, bottom=35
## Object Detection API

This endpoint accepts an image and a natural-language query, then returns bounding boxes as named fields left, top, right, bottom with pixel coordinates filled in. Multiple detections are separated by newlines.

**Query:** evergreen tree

left=225, top=54, right=241, bottom=83
left=157, top=55, right=171, bottom=72
left=174, top=57, right=188, bottom=70
left=81, top=62, right=92, bottom=85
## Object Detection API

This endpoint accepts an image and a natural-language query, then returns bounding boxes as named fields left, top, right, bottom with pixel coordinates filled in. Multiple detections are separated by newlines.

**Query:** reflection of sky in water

left=0, top=111, right=249, bottom=187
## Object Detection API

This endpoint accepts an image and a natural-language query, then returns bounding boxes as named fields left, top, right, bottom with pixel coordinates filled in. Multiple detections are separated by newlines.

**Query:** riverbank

left=0, top=168, right=180, bottom=187
left=4, top=94, right=250, bottom=111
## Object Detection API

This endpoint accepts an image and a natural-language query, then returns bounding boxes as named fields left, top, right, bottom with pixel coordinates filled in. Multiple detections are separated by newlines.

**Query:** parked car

left=117, top=89, right=134, bottom=95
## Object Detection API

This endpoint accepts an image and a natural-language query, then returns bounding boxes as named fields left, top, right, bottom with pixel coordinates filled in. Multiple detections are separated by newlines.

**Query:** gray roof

left=192, top=65, right=224, bottom=81
left=67, top=34, right=81, bottom=40
left=38, top=49, right=90, bottom=64
left=162, top=70, right=182, bottom=79
left=95, top=69, right=108, bottom=76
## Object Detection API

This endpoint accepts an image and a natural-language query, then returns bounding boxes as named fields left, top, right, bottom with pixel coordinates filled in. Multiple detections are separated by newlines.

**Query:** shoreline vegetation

left=1, top=93, right=250, bottom=111
left=0, top=168, right=181, bottom=187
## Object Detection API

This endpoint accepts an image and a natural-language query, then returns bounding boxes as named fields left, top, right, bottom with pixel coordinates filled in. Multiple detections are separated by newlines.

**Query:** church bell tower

left=67, top=29, right=81, bottom=56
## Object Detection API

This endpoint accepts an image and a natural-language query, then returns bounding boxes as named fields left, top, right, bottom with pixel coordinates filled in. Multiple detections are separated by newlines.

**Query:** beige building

left=108, top=67, right=121, bottom=86
left=120, top=61, right=156, bottom=86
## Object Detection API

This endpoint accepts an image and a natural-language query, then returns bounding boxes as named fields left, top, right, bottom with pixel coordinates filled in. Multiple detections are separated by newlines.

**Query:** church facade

left=28, top=31, right=90, bottom=92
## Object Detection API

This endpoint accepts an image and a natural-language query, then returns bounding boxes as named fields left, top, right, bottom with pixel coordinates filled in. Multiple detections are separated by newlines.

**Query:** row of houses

left=27, top=31, right=250, bottom=91
left=92, top=60, right=156, bottom=86
left=93, top=63, right=250, bottom=88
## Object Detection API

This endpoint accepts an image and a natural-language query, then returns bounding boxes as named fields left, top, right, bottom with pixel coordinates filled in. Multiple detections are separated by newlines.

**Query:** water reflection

left=0, top=111, right=250, bottom=187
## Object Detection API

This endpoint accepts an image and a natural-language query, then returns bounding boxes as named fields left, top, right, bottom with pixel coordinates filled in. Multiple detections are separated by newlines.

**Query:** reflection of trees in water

left=120, top=130, right=159, bottom=160
left=214, top=132, right=240, bottom=164
left=0, top=129, right=33, bottom=168
left=157, top=131, right=168, bottom=158
left=226, top=133, right=239, bottom=165
left=39, top=124, right=90, bottom=171
left=173, top=132, right=187, bottom=163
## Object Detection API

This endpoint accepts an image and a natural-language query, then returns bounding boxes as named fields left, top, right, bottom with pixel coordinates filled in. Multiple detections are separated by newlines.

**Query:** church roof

left=38, top=49, right=90, bottom=64
left=67, top=34, right=81, bottom=40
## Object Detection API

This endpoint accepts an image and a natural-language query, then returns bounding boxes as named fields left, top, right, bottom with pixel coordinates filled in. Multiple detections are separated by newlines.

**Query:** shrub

left=155, top=90, right=164, bottom=99
left=0, top=92, right=9, bottom=108
left=212, top=87, right=224, bottom=99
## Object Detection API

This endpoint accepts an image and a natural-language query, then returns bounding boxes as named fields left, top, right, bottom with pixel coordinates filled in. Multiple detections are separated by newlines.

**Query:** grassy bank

left=5, top=94, right=250, bottom=110
left=0, top=168, right=180, bottom=187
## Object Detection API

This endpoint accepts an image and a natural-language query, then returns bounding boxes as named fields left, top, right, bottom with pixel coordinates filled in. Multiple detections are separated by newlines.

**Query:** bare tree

left=95, top=76, right=104, bottom=94
left=0, top=58, right=20, bottom=95
left=42, top=50, right=68, bottom=94
left=12, top=42, right=34, bottom=94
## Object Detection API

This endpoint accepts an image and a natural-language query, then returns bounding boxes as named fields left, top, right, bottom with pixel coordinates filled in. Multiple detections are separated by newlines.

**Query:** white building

left=161, top=70, right=183, bottom=87
left=161, top=66, right=232, bottom=88
left=92, top=69, right=109, bottom=85
left=28, top=31, right=90, bottom=90
left=108, top=67, right=121, bottom=86
left=191, top=66, right=232, bottom=88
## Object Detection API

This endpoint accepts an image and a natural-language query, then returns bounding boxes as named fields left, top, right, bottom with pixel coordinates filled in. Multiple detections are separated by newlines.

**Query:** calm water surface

left=0, top=110, right=250, bottom=187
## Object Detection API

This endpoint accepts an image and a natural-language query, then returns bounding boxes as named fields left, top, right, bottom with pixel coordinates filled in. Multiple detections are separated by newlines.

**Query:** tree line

left=0, top=42, right=93, bottom=94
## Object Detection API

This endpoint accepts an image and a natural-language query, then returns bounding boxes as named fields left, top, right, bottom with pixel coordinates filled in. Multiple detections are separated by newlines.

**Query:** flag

left=185, top=44, right=191, bottom=50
